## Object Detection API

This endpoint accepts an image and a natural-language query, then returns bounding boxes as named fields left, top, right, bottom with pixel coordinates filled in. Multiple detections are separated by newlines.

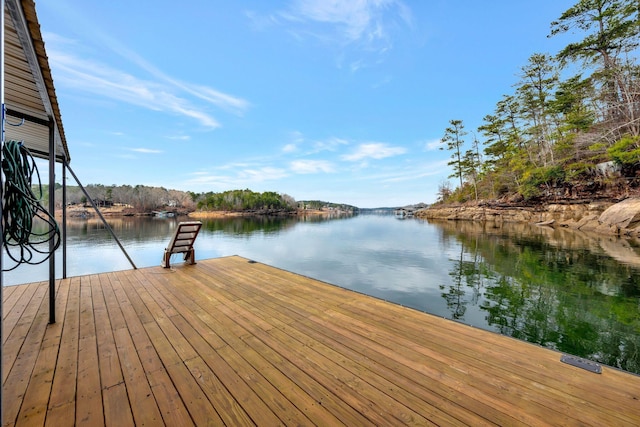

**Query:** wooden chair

left=162, top=221, right=202, bottom=268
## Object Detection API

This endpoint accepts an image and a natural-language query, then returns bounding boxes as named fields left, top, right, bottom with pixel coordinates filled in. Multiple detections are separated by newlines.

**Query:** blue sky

left=37, top=1, right=576, bottom=208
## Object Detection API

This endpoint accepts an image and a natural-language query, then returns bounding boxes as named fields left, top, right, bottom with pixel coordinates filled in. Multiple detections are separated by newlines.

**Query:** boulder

left=598, top=198, right=640, bottom=230
left=573, top=214, right=600, bottom=230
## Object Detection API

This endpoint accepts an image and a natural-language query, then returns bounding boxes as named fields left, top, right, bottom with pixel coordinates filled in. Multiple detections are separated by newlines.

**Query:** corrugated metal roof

left=3, top=0, right=69, bottom=162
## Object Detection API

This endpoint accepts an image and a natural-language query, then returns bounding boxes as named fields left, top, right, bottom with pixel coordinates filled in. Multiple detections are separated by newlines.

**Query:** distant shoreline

left=57, top=205, right=348, bottom=219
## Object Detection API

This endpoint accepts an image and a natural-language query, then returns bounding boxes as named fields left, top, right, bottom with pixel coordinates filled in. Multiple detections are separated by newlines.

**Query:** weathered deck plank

left=75, top=275, right=103, bottom=426
left=15, top=279, right=69, bottom=427
left=3, top=255, right=640, bottom=426
left=109, top=271, right=194, bottom=426
left=45, top=277, right=79, bottom=427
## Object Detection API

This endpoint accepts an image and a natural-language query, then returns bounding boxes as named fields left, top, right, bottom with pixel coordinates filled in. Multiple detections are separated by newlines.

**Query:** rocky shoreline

left=416, top=198, right=640, bottom=238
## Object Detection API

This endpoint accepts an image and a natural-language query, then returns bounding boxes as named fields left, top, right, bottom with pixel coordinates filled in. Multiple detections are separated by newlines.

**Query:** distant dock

left=4, top=256, right=640, bottom=425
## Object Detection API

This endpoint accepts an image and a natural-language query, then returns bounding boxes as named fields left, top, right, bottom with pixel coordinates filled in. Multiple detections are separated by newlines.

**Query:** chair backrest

left=166, top=221, right=202, bottom=254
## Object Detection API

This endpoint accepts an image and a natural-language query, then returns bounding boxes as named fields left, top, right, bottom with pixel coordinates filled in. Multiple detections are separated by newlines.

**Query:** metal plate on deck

left=560, top=355, right=602, bottom=374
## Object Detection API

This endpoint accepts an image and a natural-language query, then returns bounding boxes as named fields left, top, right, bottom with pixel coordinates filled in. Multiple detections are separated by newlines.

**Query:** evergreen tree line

left=439, top=0, right=640, bottom=203
left=197, top=189, right=297, bottom=212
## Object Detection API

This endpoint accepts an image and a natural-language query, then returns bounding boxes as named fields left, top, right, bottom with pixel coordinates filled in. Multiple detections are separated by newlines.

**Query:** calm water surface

left=4, top=213, right=640, bottom=374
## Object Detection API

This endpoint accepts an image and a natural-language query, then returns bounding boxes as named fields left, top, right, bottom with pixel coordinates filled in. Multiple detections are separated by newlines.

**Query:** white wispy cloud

left=341, top=142, right=406, bottom=161
left=238, top=167, right=290, bottom=181
left=184, top=165, right=289, bottom=190
left=48, top=49, right=221, bottom=129
left=44, top=30, right=250, bottom=128
left=129, top=148, right=163, bottom=154
left=166, top=135, right=191, bottom=141
left=182, top=173, right=232, bottom=189
left=337, top=159, right=448, bottom=185
left=282, top=130, right=306, bottom=153
left=311, top=137, right=349, bottom=153
left=378, top=161, right=448, bottom=183
left=282, top=143, right=298, bottom=153
left=216, top=162, right=255, bottom=171
left=250, top=0, right=412, bottom=69
left=423, top=138, right=443, bottom=151
left=372, top=75, right=392, bottom=88
left=282, top=133, right=349, bottom=155
left=286, top=0, right=411, bottom=47
left=290, top=159, right=335, bottom=174
left=67, top=24, right=252, bottom=117
left=190, top=86, right=250, bottom=114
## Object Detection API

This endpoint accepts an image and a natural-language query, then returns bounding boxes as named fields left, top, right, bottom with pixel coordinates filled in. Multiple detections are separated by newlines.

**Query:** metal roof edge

left=5, top=0, right=69, bottom=162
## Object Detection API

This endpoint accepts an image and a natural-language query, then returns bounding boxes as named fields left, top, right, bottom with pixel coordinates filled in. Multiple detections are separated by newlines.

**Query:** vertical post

left=62, top=161, right=67, bottom=278
left=1, top=0, right=6, bottom=422
left=48, top=119, right=55, bottom=324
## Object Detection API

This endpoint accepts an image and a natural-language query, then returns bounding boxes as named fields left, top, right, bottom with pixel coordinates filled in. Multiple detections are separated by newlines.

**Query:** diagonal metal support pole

left=64, top=161, right=137, bottom=269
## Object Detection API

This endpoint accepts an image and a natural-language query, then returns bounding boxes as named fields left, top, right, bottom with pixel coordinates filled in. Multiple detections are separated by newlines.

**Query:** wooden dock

left=3, top=255, right=640, bottom=426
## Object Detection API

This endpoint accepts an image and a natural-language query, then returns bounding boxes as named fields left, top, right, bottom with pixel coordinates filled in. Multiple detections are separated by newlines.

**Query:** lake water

left=3, top=213, right=640, bottom=374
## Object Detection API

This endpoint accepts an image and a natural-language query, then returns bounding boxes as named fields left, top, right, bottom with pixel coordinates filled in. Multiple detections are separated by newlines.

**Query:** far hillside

left=298, top=200, right=359, bottom=213
left=43, top=185, right=358, bottom=215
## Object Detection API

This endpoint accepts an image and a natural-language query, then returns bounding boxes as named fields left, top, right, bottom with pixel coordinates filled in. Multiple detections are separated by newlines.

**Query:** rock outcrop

left=597, top=198, right=640, bottom=231
left=416, top=198, right=640, bottom=237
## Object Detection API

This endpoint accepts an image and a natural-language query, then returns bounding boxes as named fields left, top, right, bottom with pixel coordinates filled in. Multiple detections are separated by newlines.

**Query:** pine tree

left=441, top=120, right=467, bottom=189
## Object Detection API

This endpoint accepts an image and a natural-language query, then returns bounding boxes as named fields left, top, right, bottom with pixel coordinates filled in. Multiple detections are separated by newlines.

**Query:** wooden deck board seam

left=166, top=265, right=477, bottom=426
left=148, top=267, right=365, bottom=426
left=200, top=268, right=536, bottom=424
left=4, top=256, right=640, bottom=427
left=227, top=276, right=515, bottom=425
left=138, top=268, right=317, bottom=426
left=196, top=260, right=640, bottom=426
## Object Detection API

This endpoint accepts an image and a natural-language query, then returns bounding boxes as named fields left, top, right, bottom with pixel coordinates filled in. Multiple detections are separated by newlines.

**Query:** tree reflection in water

left=432, top=219, right=640, bottom=374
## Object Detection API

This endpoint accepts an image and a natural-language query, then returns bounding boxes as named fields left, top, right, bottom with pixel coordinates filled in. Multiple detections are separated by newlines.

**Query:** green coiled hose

left=2, top=140, right=60, bottom=271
